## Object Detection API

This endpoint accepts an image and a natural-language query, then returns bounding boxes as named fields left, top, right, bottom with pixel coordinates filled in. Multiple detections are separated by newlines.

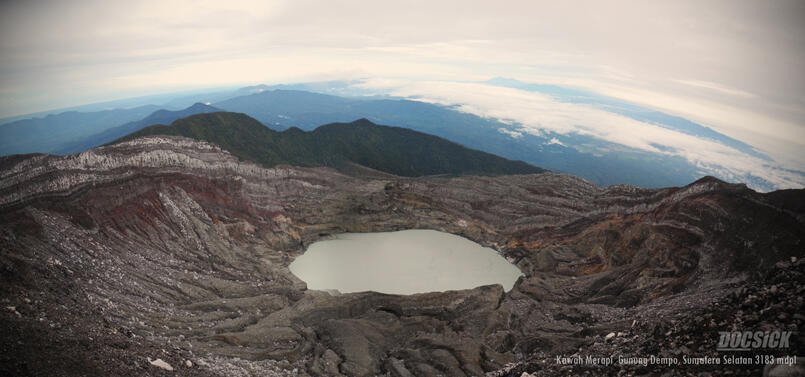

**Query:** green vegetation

left=113, top=112, right=545, bottom=177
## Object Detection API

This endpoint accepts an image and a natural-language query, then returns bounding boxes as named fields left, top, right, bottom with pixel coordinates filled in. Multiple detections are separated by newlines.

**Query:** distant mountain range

left=114, top=112, right=544, bottom=177
left=0, top=105, right=160, bottom=156
left=54, top=103, right=220, bottom=154
left=0, top=88, right=737, bottom=189
left=2, top=81, right=798, bottom=190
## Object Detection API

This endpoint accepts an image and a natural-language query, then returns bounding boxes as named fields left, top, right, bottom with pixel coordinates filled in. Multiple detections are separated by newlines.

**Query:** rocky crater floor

left=1, top=136, right=803, bottom=376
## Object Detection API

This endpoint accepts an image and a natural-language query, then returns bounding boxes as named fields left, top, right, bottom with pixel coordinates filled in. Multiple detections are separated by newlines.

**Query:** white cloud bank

left=359, top=79, right=805, bottom=190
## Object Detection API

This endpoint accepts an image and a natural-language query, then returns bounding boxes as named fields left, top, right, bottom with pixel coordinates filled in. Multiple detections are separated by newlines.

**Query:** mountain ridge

left=112, top=111, right=546, bottom=177
left=53, top=103, right=220, bottom=155
left=0, top=105, right=161, bottom=156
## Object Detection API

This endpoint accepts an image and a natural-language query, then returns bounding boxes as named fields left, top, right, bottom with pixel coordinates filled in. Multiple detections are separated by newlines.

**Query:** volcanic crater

left=1, top=135, right=803, bottom=376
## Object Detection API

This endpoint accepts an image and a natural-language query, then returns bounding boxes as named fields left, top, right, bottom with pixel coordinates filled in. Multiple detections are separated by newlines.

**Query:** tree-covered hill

left=113, top=111, right=545, bottom=177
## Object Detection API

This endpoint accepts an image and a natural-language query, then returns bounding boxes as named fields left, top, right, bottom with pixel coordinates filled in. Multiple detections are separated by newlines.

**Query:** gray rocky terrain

left=1, top=136, right=803, bottom=376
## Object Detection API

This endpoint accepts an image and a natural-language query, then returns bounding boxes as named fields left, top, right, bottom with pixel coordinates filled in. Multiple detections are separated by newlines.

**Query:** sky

left=0, top=0, right=803, bottom=186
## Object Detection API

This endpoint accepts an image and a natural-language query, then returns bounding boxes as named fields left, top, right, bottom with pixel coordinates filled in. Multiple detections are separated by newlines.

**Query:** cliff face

left=1, top=136, right=803, bottom=376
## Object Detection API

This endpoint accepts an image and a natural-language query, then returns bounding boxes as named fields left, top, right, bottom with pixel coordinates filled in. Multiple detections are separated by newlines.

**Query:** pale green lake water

left=289, top=229, right=523, bottom=295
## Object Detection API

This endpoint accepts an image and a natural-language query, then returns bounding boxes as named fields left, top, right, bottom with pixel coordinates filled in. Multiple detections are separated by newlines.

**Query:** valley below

left=1, top=135, right=803, bottom=376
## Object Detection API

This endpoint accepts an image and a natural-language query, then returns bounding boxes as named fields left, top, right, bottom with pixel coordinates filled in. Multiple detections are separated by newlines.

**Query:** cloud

left=555, top=77, right=805, bottom=170
left=358, top=79, right=805, bottom=190
left=498, top=128, right=523, bottom=139
left=545, top=138, right=566, bottom=147
left=673, top=79, right=757, bottom=99
left=2, top=1, right=804, bottom=116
